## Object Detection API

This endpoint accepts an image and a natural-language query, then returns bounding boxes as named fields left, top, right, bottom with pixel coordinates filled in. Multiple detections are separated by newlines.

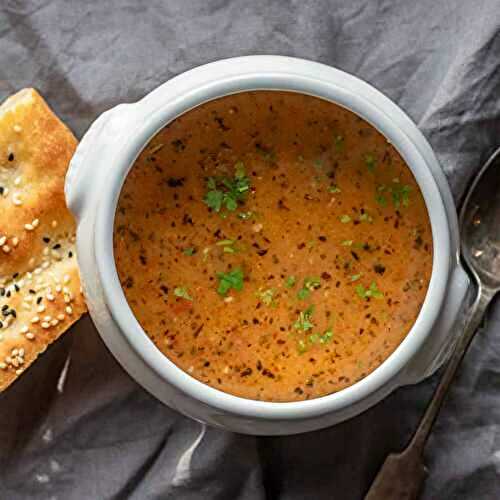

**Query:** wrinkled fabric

left=1, top=1, right=500, bottom=499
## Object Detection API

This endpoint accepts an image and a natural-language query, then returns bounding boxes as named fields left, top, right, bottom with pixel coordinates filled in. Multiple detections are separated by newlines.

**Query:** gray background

left=1, top=1, right=500, bottom=499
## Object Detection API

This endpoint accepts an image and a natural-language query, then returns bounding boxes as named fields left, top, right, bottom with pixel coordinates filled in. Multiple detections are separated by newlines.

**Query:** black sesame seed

left=2, top=305, right=8, bottom=311
left=43, top=237, right=50, bottom=243
left=12, top=273, right=19, bottom=279
left=53, top=243, right=61, bottom=249
left=29, top=289, right=36, bottom=294
left=68, top=251, right=73, bottom=258
left=14, top=284, right=19, bottom=292
left=0, top=187, right=3, bottom=195
left=36, top=297, right=42, bottom=304
left=8, top=153, right=14, bottom=162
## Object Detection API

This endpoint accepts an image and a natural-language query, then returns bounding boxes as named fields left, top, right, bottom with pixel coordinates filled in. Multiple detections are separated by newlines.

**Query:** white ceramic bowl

left=65, top=56, right=470, bottom=435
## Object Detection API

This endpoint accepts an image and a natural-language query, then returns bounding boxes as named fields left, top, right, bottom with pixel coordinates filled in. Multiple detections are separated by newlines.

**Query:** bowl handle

left=65, top=104, right=136, bottom=220
left=399, top=263, right=471, bottom=385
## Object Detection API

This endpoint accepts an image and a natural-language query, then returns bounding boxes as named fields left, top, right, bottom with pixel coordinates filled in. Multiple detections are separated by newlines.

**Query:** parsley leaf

left=256, top=288, right=276, bottom=306
left=328, top=185, right=341, bottom=193
left=365, top=154, right=376, bottom=172
left=173, top=286, right=193, bottom=301
left=293, top=305, right=315, bottom=332
left=340, top=214, right=351, bottom=223
left=183, top=247, right=196, bottom=256
left=204, top=162, right=251, bottom=214
left=297, top=276, right=321, bottom=300
left=355, top=281, right=384, bottom=299
left=285, top=276, right=297, bottom=288
left=216, top=267, right=244, bottom=296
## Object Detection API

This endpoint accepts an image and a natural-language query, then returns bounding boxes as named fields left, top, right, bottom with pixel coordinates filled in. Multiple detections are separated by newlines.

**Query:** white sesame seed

left=15, top=368, right=23, bottom=375
left=63, top=275, right=71, bottom=284
left=12, top=193, right=22, bottom=206
left=37, top=305, right=45, bottom=313
left=0, top=236, right=6, bottom=246
left=51, top=250, right=61, bottom=260
left=11, top=349, right=18, bottom=356
left=32, top=219, right=39, bottom=228
left=2, top=187, right=8, bottom=196
left=62, top=286, right=70, bottom=294
left=20, top=325, right=29, bottom=333
left=41, top=322, right=50, bottom=329
left=55, top=285, right=62, bottom=293
left=65, top=306, right=73, bottom=315
left=26, top=333, right=35, bottom=340
left=43, top=247, right=49, bottom=256
left=50, top=319, right=58, bottom=326
left=11, top=237, right=19, bottom=247
left=2, top=245, right=10, bottom=253
left=11, top=359, right=19, bottom=368
left=42, top=262, right=49, bottom=269
left=24, top=223, right=34, bottom=231
left=34, top=268, right=42, bottom=275
left=5, top=356, right=12, bottom=364
left=0, top=362, right=6, bottom=370
left=13, top=124, right=22, bottom=133
left=18, top=348, right=24, bottom=357
left=46, top=293, right=55, bottom=302
left=13, top=176, right=22, bottom=186
left=57, top=314, right=65, bottom=321
left=64, top=295, right=71, bottom=303
left=43, top=315, right=51, bottom=322
left=17, top=357, right=24, bottom=365
left=51, top=220, right=58, bottom=228
left=31, top=316, right=40, bottom=324
left=22, top=302, right=31, bottom=310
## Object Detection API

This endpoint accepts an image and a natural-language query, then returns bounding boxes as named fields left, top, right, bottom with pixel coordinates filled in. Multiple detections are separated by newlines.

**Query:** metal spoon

left=364, top=147, right=500, bottom=500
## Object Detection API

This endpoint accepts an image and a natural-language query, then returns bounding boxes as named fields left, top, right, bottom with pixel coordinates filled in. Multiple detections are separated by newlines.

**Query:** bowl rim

left=93, top=56, right=451, bottom=420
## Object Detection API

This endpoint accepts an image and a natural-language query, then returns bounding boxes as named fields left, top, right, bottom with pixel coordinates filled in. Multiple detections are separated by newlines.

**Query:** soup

left=113, top=91, right=433, bottom=402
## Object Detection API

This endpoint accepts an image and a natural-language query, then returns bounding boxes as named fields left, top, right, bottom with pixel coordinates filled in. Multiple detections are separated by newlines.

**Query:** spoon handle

left=365, top=286, right=493, bottom=500
left=408, top=286, right=492, bottom=453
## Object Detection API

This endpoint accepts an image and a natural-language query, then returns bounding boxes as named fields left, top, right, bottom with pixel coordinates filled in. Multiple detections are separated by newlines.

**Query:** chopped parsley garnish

left=285, top=276, right=297, bottom=288
left=391, top=182, right=412, bottom=208
left=328, top=185, right=341, bottom=193
left=216, top=238, right=239, bottom=253
left=350, top=273, right=362, bottom=282
left=359, top=212, right=373, bottom=223
left=365, top=154, right=376, bottom=172
left=341, top=240, right=353, bottom=246
left=204, top=162, right=251, bottom=214
left=340, top=214, right=351, bottom=223
left=216, top=267, right=244, bottom=296
left=297, top=276, right=321, bottom=300
left=238, top=211, right=254, bottom=220
left=183, top=247, right=196, bottom=256
left=334, top=135, right=344, bottom=151
left=173, top=286, right=193, bottom=301
left=355, top=281, right=384, bottom=299
left=375, top=181, right=412, bottom=209
left=293, top=305, right=315, bottom=332
left=296, top=326, right=333, bottom=354
left=256, top=288, right=276, bottom=306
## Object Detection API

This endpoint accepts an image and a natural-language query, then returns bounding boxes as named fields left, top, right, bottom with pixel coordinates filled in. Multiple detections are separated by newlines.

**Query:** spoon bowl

left=460, top=147, right=500, bottom=291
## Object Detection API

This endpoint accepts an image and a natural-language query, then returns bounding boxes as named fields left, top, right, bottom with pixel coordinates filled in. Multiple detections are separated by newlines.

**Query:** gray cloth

left=1, top=1, right=499, bottom=499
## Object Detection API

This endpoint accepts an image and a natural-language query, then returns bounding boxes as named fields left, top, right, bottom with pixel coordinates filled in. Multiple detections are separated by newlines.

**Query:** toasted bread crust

left=0, top=88, right=86, bottom=391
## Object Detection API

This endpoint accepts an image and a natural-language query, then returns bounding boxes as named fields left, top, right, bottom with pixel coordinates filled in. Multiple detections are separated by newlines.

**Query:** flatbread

left=0, top=88, right=86, bottom=392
